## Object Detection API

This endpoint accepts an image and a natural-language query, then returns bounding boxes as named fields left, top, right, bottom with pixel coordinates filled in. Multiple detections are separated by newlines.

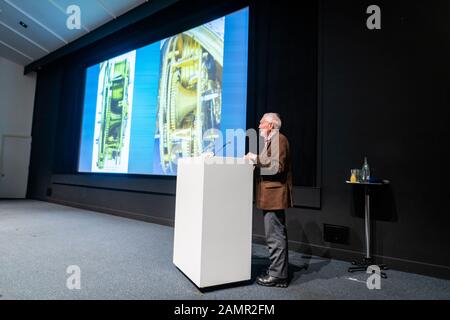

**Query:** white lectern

left=173, top=156, right=254, bottom=288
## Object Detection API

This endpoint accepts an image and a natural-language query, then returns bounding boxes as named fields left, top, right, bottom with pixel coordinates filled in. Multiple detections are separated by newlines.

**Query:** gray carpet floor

left=0, top=200, right=449, bottom=300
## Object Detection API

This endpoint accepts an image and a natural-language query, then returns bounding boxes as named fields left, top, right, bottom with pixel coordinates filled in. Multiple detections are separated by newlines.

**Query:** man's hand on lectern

left=244, top=152, right=257, bottom=164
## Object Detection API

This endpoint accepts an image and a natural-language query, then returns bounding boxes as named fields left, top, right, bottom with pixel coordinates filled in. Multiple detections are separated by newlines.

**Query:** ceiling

left=0, top=0, right=147, bottom=66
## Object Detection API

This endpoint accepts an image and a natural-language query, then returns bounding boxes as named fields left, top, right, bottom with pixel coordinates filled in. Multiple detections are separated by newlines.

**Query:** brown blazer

left=255, top=132, right=293, bottom=210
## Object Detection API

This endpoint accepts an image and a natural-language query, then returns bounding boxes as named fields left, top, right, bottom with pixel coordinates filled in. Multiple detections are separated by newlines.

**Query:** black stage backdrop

left=27, top=0, right=450, bottom=279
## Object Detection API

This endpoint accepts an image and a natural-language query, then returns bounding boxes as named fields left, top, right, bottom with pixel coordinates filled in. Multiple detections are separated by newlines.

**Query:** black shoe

left=256, top=274, right=288, bottom=288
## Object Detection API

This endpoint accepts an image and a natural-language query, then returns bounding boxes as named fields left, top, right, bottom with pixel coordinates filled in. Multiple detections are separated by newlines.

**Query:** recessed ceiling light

left=19, top=21, right=28, bottom=28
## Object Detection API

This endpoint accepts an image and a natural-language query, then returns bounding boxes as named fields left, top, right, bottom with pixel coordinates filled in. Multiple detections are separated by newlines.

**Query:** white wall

left=0, top=57, right=37, bottom=198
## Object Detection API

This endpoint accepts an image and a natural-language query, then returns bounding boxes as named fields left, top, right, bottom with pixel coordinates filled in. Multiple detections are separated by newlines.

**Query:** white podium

left=173, top=156, right=254, bottom=288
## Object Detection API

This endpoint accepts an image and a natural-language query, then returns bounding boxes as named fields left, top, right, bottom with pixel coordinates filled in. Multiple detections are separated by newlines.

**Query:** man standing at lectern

left=245, top=113, right=293, bottom=288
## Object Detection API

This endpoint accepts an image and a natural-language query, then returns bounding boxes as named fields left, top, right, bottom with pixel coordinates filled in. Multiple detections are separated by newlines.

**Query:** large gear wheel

left=156, top=22, right=224, bottom=174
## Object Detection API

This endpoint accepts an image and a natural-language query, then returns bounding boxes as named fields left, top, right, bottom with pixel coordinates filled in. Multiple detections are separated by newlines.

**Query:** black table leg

left=348, top=185, right=388, bottom=278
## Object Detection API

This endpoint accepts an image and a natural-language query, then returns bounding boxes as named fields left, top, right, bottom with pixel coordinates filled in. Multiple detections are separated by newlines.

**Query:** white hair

left=263, top=112, right=282, bottom=129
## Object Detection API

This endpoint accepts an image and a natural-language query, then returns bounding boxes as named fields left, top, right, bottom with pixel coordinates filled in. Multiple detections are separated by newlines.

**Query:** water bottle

left=361, top=156, right=370, bottom=182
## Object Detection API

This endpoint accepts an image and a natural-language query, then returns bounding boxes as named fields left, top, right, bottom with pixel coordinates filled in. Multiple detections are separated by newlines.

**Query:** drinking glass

left=350, top=169, right=360, bottom=183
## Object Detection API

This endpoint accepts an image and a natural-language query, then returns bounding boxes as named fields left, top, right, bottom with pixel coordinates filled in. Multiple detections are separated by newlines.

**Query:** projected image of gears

left=92, top=51, right=136, bottom=173
left=78, top=8, right=249, bottom=175
left=155, top=18, right=224, bottom=174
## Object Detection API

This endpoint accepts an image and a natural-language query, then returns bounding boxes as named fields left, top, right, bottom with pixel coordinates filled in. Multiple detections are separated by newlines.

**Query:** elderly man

left=245, top=113, right=293, bottom=288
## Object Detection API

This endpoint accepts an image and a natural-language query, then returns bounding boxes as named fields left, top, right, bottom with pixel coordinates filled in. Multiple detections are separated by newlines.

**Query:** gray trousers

left=263, top=210, right=288, bottom=279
